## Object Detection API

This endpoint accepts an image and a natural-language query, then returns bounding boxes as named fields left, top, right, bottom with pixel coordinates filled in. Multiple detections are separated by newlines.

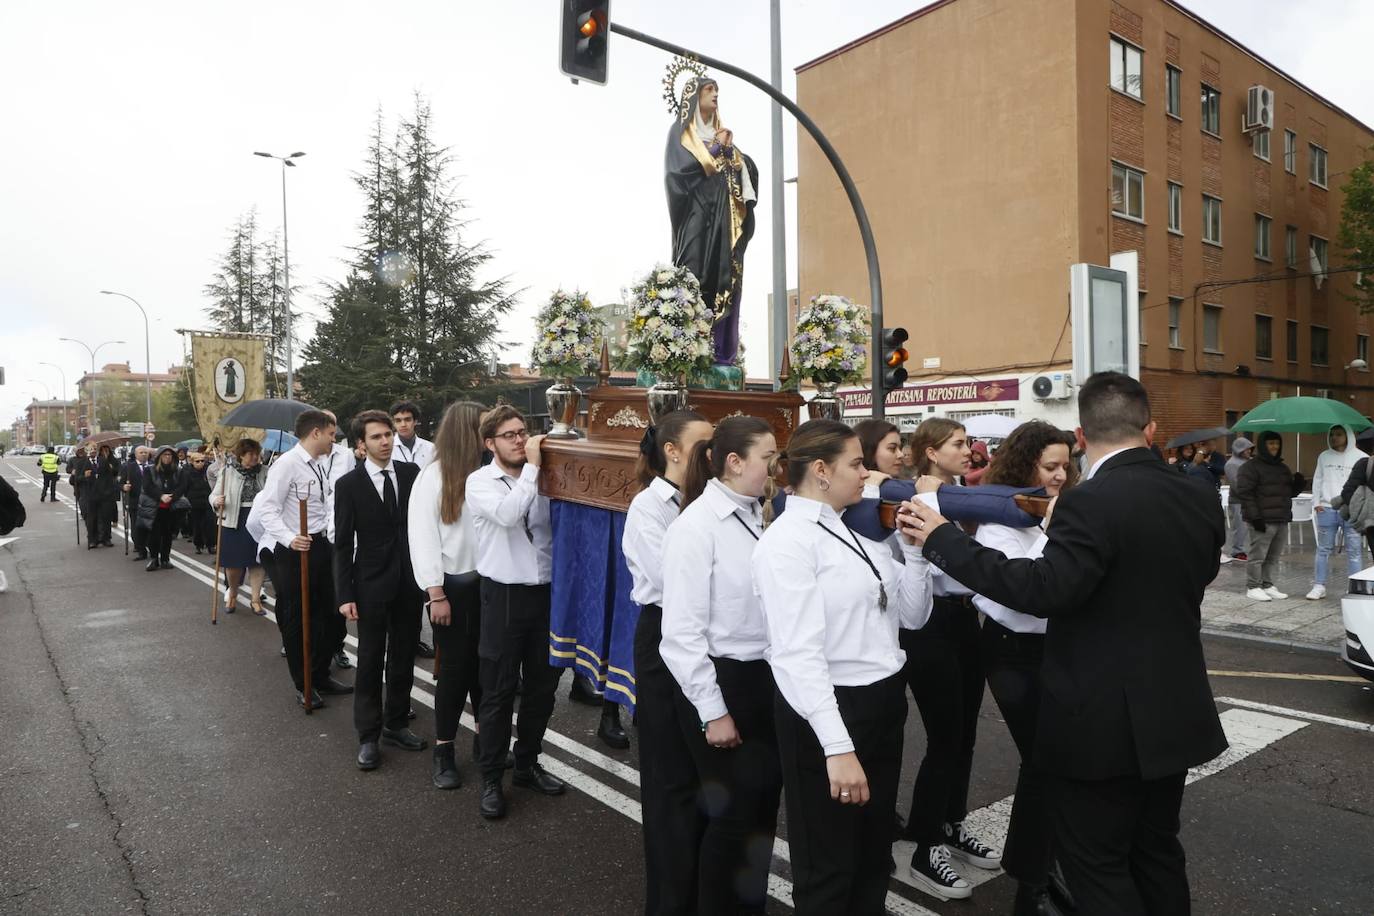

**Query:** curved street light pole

left=98, top=291, right=153, bottom=434
left=38, top=362, right=68, bottom=442
left=59, top=337, right=125, bottom=432
left=254, top=151, right=305, bottom=397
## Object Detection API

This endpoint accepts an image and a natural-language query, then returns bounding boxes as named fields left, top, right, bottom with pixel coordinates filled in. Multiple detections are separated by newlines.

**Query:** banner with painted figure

left=188, top=331, right=267, bottom=447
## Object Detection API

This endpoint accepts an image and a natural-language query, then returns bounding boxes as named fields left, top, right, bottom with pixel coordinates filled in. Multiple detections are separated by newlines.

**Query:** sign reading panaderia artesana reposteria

left=838, top=377, right=1020, bottom=412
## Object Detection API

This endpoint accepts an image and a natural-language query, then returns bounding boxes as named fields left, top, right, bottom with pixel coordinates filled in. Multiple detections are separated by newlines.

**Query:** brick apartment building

left=795, top=0, right=1374, bottom=465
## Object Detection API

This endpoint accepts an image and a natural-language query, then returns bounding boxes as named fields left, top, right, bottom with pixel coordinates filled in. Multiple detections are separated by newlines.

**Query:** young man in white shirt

left=465, top=405, right=564, bottom=820
left=390, top=400, right=435, bottom=469
left=247, top=409, right=353, bottom=710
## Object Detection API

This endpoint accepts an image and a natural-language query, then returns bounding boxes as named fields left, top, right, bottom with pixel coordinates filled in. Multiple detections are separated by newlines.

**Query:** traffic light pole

left=609, top=22, right=888, bottom=418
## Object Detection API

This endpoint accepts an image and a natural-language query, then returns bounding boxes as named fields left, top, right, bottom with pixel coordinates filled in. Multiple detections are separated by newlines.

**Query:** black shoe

left=357, top=741, right=381, bottom=770
left=145, top=557, right=160, bottom=571
left=512, top=762, right=566, bottom=796
left=159, top=556, right=172, bottom=569
left=1014, top=883, right=1060, bottom=916
left=597, top=702, right=630, bottom=750
left=133, top=552, right=148, bottom=561
left=568, top=675, right=602, bottom=706
left=415, top=641, right=435, bottom=659
left=432, top=744, right=461, bottom=790
left=408, top=706, right=417, bottom=720
left=195, top=547, right=203, bottom=555
left=315, top=676, right=354, bottom=696
left=101, top=540, right=113, bottom=547
left=333, top=649, right=352, bottom=669
left=381, top=727, right=428, bottom=751
left=296, top=689, right=325, bottom=710
left=1048, top=860, right=1077, bottom=912
left=479, top=780, right=507, bottom=819
left=88, top=543, right=98, bottom=550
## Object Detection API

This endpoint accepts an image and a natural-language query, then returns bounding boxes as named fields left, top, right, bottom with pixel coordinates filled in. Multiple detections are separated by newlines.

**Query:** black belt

left=641, top=603, right=663, bottom=616
left=934, top=593, right=976, bottom=610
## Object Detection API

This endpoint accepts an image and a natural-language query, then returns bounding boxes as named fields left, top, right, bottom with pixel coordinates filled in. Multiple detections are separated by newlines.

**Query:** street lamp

left=97, top=291, right=152, bottom=435
left=254, top=150, right=305, bottom=397
left=38, top=361, right=69, bottom=443
left=59, top=337, right=124, bottom=432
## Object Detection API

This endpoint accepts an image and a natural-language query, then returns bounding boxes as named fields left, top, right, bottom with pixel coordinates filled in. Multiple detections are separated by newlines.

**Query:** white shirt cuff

left=691, top=691, right=729, bottom=725
left=810, top=707, right=855, bottom=756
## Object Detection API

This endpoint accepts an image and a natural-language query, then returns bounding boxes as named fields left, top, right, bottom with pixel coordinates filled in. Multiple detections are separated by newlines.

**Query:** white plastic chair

left=1290, top=494, right=1314, bottom=546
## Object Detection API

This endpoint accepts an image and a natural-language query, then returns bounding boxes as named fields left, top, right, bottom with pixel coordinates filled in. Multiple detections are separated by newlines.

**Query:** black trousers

left=476, top=579, right=562, bottom=782
left=353, top=589, right=423, bottom=743
left=900, top=594, right=986, bottom=845
left=431, top=572, right=482, bottom=743
left=776, top=671, right=907, bottom=916
left=41, top=473, right=58, bottom=501
left=123, top=499, right=147, bottom=555
left=1048, top=771, right=1190, bottom=916
left=148, top=510, right=177, bottom=561
left=84, top=499, right=114, bottom=543
left=673, top=657, right=782, bottom=916
left=272, top=536, right=343, bottom=691
left=189, top=506, right=216, bottom=550
left=981, top=618, right=1052, bottom=886
left=634, top=604, right=707, bottom=916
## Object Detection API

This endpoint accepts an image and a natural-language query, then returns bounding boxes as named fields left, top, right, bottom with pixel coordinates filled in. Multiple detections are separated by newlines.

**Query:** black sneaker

left=943, top=820, right=1002, bottom=870
left=909, top=842, right=971, bottom=901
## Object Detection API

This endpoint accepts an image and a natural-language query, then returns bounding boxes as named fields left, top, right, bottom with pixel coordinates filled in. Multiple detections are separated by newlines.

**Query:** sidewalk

left=1203, top=520, right=1356, bottom=648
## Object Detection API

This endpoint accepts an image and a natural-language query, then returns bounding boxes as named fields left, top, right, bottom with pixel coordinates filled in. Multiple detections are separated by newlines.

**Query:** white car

left=1340, top=568, right=1374, bottom=682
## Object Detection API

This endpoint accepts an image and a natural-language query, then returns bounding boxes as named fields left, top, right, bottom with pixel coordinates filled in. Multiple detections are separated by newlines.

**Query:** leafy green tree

left=1337, top=151, right=1374, bottom=314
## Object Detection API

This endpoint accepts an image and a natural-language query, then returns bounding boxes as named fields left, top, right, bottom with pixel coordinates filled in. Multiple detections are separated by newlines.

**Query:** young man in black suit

left=334, top=409, right=427, bottom=770
left=907, top=372, right=1228, bottom=916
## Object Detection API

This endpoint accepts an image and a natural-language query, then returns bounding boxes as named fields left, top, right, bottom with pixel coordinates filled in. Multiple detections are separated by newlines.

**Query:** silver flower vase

left=544, top=378, right=582, bottom=438
left=807, top=379, right=843, bottom=421
left=646, top=374, right=689, bottom=425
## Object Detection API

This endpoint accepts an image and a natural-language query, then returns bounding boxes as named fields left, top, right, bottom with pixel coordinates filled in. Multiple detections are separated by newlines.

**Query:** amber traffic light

left=881, top=327, right=910, bottom=390
left=560, top=1, right=610, bottom=86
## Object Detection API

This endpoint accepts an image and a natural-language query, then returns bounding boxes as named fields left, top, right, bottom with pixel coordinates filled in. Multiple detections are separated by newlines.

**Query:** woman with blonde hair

left=408, top=400, right=487, bottom=790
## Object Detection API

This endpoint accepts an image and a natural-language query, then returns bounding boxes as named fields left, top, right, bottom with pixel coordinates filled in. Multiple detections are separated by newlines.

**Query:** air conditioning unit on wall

left=1244, top=85, right=1274, bottom=132
left=1031, top=373, right=1074, bottom=401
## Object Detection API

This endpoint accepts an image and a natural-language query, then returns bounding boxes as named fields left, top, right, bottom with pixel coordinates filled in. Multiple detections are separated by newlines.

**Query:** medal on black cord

left=816, top=521, right=888, bottom=611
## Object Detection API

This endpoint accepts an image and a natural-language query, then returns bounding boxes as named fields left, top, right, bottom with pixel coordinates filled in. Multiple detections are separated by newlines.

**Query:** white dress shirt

left=362, top=457, right=398, bottom=502
left=1085, top=447, right=1132, bottom=480
left=622, top=477, right=681, bottom=607
left=754, top=494, right=932, bottom=755
left=917, top=488, right=974, bottom=598
left=660, top=478, right=768, bottom=723
left=407, top=461, right=477, bottom=590
left=394, top=435, right=434, bottom=469
left=972, top=522, right=1049, bottom=634
left=465, top=461, right=552, bottom=585
left=246, top=443, right=334, bottom=549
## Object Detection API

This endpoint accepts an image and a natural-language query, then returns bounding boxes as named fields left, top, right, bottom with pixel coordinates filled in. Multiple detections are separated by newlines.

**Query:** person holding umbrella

left=1234, top=432, right=1298, bottom=602
left=1309, top=424, right=1365, bottom=600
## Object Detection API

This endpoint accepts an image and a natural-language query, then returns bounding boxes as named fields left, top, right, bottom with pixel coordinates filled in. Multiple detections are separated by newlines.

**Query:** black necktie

left=381, top=468, right=397, bottom=518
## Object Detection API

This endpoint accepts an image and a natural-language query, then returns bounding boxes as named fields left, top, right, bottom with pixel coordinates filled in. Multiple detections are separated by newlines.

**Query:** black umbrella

left=1165, top=426, right=1231, bottom=449
left=219, top=397, right=318, bottom=431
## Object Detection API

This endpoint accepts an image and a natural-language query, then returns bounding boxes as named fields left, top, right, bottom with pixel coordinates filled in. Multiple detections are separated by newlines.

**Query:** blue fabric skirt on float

left=549, top=500, right=639, bottom=713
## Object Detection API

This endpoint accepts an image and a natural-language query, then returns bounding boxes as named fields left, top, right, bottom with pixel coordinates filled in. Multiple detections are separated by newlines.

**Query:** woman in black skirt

left=211, top=438, right=267, bottom=614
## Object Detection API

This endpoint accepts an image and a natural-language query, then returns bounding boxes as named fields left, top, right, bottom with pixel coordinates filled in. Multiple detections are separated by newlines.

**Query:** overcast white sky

left=3, top=0, right=1373, bottom=427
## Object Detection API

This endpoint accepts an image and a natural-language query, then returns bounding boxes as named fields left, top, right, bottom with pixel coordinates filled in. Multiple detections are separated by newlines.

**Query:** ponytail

left=634, top=409, right=707, bottom=487
left=680, top=415, right=772, bottom=510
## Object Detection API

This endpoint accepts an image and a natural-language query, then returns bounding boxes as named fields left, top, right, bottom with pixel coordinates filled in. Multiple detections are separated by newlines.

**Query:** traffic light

left=560, top=0, right=610, bottom=86
left=881, top=327, right=910, bottom=390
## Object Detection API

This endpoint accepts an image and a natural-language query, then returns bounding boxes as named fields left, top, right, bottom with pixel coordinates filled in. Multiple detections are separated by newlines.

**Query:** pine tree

left=203, top=210, right=296, bottom=396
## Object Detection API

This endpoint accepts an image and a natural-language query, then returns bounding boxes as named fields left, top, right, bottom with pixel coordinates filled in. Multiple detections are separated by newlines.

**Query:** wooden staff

left=299, top=493, right=313, bottom=714
left=209, top=498, right=227, bottom=625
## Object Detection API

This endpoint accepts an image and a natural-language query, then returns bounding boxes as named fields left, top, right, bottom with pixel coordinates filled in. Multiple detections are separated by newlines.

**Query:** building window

left=1255, top=315, right=1273, bottom=360
left=1203, top=304, right=1223, bottom=353
left=1254, top=214, right=1271, bottom=260
left=1286, top=225, right=1298, bottom=268
left=1284, top=129, right=1297, bottom=173
left=1253, top=128, right=1270, bottom=161
left=1312, top=235, right=1329, bottom=274
left=1309, top=144, right=1328, bottom=187
left=1112, top=162, right=1145, bottom=220
left=1201, top=84, right=1221, bottom=134
left=1110, top=37, right=1143, bottom=99
left=1312, top=326, right=1330, bottom=366
left=1166, top=65, right=1181, bottom=117
left=1168, top=297, right=1182, bottom=348
left=1287, top=319, right=1299, bottom=363
left=1167, top=182, right=1182, bottom=233
left=1359, top=334, right=1370, bottom=367
left=1202, top=195, right=1222, bottom=244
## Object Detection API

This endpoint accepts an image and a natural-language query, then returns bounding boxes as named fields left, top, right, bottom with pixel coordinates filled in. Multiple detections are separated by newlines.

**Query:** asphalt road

left=2, top=457, right=1371, bottom=915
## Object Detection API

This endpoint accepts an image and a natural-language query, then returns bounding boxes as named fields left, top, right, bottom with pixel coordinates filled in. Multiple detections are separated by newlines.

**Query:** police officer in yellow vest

left=37, top=446, right=61, bottom=502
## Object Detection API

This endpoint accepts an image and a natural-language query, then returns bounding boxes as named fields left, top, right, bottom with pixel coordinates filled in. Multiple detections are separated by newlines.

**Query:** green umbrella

left=1230, top=397, right=1372, bottom=434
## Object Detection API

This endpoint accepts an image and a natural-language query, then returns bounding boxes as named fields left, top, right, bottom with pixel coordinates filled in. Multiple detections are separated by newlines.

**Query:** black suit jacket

left=923, top=447, right=1229, bottom=781
left=332, top=462, right=420, bottom=608
left=119, top=460, right=148, bottom=503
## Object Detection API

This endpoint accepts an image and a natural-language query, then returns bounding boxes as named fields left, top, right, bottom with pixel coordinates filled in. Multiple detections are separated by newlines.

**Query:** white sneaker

left=1305, top=585, right=1326, bottom=600
left=1246, top=588, right=1273, bottom=601
left=1219, top=553, right=1233, bottom=564
left=1263, top=586, right=1288, bottom=600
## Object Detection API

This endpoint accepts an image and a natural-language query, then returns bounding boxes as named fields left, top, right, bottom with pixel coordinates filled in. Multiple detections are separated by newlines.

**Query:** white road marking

left=1216, top=696, right=1374, bottom=734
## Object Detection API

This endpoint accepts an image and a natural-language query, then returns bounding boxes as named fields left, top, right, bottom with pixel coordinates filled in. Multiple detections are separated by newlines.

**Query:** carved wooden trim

left=606, top=406, right=649, bottom=429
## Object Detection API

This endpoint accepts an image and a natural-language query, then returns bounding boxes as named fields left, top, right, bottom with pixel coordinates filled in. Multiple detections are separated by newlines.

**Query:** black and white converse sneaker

left=943, top=820, right=1003, bottom=870
left=909, top=842, right=972, bottom=901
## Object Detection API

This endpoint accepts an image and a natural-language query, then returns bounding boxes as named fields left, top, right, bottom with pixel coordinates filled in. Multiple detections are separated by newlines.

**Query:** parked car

left=1341, top=568, right=1374, bottom=683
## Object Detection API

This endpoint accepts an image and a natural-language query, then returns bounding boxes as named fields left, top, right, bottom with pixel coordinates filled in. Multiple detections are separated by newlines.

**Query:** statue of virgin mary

left=664, top=72, right=758, bottom=368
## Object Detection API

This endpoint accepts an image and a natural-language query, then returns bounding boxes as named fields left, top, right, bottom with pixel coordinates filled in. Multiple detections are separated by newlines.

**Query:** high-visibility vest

left=39, top=453, right=60, bottom=474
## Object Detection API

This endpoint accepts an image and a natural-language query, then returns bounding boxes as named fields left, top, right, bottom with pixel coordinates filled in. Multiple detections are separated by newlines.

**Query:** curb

left=1201, top=625, right=1342, bottom=656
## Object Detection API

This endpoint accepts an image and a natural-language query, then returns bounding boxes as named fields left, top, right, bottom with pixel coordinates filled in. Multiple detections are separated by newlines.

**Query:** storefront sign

left=839, top=377, right=1020, bottom=412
